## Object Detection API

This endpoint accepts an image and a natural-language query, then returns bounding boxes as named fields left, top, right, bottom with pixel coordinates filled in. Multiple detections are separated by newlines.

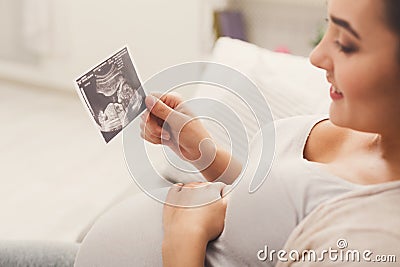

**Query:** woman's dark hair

left=384, top=0, right=400, bottom=61
left=384, top=0, right=400, bottom=33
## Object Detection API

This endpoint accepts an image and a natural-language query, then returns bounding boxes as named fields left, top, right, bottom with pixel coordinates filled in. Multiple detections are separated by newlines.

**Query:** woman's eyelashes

left=334, top=40, right=358, bottom=54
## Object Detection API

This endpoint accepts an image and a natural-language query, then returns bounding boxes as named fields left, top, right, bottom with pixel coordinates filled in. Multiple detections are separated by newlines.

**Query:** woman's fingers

left=141, top=115, right=162, bottom=136
left=165, top=182, right=227, bottom=207
left=170, top=183, right=184, bottom=192
left=221, top=184, right=232, bottom=198
left=139, top=120, right=160, bottom=138
left=151, top=92, right=183, bottom=110
left=140, top=130, right=162, bottom=145
left=140, top=112, right=170, bottom=142
left=181, top=182, right=208, bottom=188
left=140, top=111, right=150, bottom=123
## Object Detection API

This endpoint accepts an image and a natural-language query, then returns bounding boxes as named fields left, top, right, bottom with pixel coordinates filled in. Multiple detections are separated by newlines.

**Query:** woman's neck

left=365, top=132, right=400, bottom=182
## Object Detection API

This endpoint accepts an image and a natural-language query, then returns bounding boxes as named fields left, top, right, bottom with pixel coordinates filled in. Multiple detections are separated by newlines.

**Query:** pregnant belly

left=206, top=171, right=298, bottom=267
left=74, top=188, right=168, bottom=267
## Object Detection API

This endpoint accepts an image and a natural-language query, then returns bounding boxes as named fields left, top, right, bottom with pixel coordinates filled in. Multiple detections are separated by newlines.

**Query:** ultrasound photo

left=76, top=47, right=146, bottom=143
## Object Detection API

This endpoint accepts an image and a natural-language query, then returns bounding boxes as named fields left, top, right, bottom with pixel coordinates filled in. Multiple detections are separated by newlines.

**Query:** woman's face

left=310, top=0, right=400, bottom=134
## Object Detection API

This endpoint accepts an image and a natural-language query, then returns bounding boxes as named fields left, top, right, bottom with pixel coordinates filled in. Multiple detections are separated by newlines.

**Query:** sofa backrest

left=191, top=37, right=330, bottom=163
left=158, top=37, right=331, bottom=183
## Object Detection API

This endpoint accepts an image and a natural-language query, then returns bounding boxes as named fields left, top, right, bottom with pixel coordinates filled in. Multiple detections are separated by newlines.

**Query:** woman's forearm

left=199, top=146, right=242, bottom=184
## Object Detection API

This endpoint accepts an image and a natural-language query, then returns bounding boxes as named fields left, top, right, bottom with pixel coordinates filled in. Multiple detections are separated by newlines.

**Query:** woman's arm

left=199, top=146, right=242, bottom=184
left=140, top=93, right=242, bottom=183
left=162, top=182, right=228, bottom=267
left=162, top=233, right=208, bottom=267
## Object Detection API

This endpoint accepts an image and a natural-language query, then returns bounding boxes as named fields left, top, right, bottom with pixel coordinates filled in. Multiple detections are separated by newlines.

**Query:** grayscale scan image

left=76, top=47, right=146, bottom=143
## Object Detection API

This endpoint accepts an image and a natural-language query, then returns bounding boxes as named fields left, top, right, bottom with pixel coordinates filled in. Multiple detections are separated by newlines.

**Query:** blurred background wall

left=0, top=0, right=325, bottom=92
left=0, top=0, right=228, bottom=90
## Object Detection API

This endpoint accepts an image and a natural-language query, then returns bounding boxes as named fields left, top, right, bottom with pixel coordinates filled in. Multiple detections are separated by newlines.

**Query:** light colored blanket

left=276, top=181, right=400, bottom=266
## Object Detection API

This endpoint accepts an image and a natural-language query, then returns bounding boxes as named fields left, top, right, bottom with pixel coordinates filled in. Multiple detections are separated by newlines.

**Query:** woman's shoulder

left=255, top=115, right=351, bottom=161
left=303, top=117, right=350, bottom=163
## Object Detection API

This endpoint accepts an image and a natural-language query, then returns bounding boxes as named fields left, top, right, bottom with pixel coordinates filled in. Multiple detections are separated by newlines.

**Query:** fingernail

left=161, top=131, right=170, bottom=140
left=145, top=95, right=156, bottom=108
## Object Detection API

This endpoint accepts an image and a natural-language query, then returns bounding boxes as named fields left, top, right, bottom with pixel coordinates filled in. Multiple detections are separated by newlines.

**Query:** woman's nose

left=309, top=36, right=333, bottom=71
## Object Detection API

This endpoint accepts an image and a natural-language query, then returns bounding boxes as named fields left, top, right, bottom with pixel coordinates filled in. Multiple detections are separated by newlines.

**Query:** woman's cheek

left=338, top=61, right=375, bottom=100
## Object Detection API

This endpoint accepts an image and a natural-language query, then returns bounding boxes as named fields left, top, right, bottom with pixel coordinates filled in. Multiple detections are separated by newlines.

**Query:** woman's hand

left=140, top=93, right=214, bottom=163
left=163, top=182, right=228, bottom=241
left=140, top=93, right=242, bottom=183
left=162, top=182, right=229, bottom=267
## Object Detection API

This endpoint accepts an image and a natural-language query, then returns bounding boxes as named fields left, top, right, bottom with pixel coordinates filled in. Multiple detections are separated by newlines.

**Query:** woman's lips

left=330, top=85, right=344, bottom=100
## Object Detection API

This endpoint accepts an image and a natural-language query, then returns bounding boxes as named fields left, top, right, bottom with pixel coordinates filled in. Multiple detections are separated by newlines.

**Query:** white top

left=277, top=180, right=400, bottom=266
left=205, top=115, right=366, bottom=267
left=75, top=115, right=366, bottom=267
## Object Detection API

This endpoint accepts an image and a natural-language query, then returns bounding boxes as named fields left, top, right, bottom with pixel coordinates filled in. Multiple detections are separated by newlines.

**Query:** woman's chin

left=328, top=105, right=346, bottom=128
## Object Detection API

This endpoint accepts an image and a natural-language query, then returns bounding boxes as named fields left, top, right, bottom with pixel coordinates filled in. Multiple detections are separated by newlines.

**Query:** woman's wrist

left=198, top=146, right=242, bottom=183
left=164, top=224, right=209, bottom=245
left=162, top=233, right=208, bottom=267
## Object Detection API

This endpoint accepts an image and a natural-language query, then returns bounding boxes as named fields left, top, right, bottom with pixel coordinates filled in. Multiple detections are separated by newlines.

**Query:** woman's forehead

left=328, top=0, right=386, bottom=35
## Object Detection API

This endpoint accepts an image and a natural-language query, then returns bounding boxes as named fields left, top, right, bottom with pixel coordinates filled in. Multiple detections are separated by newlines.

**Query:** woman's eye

left=334, top=40, right=357, bottom=54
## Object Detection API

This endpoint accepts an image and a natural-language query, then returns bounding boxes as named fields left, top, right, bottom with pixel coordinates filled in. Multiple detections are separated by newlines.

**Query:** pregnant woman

left=75, top=0, right=400, bottom=266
